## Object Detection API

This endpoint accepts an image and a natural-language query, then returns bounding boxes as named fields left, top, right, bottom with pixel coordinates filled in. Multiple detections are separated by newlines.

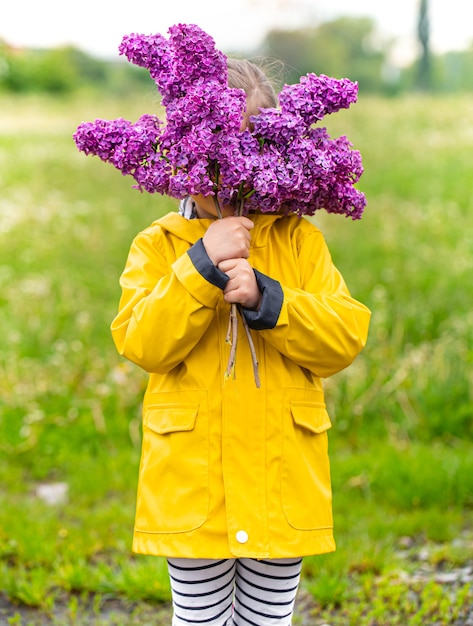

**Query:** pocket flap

left=290, top=402, right=332, bottom=434
left=144, top=404, right=199, bottom=435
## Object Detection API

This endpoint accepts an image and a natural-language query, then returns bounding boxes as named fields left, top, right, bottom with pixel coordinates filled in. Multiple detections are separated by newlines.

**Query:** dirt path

left=1, top=568, right=473, bottom=625
left=0, top=587, right=318, bottom=625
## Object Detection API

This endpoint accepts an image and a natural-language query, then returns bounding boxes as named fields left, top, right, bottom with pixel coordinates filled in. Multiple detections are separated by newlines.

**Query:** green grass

left=1, top=92, right=472, bottom=623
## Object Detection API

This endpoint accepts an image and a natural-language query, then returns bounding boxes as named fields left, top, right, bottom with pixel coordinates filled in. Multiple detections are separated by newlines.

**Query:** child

left=110, top=59, right=371, bottom=626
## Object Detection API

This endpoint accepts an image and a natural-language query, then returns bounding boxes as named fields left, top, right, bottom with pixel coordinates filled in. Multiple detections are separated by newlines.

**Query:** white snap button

left=236, top=530, right=249, bottom=544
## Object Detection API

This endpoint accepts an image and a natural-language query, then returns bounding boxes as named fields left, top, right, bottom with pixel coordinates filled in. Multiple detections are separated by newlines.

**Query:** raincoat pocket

left=281, top=394, right=333, bottom=531
left=134, top=393, right=209, bottom=534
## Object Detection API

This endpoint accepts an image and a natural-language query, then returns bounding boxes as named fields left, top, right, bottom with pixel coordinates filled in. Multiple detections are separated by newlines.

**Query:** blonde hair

left=226, top=58, right=278, bottom=119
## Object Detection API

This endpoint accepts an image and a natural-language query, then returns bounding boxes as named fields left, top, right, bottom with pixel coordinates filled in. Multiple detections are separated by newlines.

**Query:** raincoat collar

left=155, top=211, right=287, bottom=247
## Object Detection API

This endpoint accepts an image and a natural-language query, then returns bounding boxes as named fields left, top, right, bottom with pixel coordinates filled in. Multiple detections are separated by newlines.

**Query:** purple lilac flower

left=73, top=116, right=164, bottom=182
left=251, top=109, right=305, bottom=145
left=118, top=33, right=168, bottom=72
left=74, top=23, right=366, bottom=219
left=133, top=152, right=171, bottom=195
left=279, top=73, right=359, bottom=125
left=120, top=24, right=227, bottom=105
left=162, top=82, right=245, bottom=154
left=168, top=23, right=227, bottom=90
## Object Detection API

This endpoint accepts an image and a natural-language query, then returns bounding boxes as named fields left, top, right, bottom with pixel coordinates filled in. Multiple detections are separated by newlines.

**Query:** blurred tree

left=0, top=42, right=154, bottom=96
left=416, top=0, right=432, bottom=90
left=0, top=46, right=77, bottom=93
left=261, top=17, right=390, bottom=93
left=434, top=45, right=473, bottom=92
left=30, top=47, right=80, bottom=93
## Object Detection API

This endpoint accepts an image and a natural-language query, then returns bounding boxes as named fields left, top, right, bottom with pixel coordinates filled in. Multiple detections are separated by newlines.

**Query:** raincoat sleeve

left=111, top=229, right=227, bottom=373
left=246, top=227, right=370, bottom=378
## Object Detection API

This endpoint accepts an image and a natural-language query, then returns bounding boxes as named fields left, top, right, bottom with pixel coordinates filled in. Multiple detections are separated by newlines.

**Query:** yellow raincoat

left=111, top=211, right=370, bottom=559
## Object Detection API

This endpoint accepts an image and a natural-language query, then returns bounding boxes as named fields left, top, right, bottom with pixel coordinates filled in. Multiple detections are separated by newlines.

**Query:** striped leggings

left=167, top=557, right=303, bottom=626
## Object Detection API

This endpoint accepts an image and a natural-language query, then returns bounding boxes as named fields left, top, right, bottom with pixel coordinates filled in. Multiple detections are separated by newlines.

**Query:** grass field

left=0, top=91, right=472, bottom=624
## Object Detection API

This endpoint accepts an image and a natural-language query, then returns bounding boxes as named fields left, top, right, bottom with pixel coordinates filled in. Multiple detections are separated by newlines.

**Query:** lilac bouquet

left=74, top=23, right=365, bottom=220
left=74, top=23, right=366, bottom=385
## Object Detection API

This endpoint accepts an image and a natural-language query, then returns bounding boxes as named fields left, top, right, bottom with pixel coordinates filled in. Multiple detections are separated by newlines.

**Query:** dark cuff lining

left=242, top=269, right=283, bottom=330
left=187, top=239, right=229, bottom=290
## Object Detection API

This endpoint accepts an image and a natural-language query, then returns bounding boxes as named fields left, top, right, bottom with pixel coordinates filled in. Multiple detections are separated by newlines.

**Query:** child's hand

left=203, top=217, right=254, bottom=266
left=218, top=258, right=261, bottom=310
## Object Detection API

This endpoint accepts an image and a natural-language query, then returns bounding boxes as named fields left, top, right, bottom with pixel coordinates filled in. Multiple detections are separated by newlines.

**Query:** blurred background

left=1, top=1, right=472, bottom=624
left=1, top=0, right=473, bottom=95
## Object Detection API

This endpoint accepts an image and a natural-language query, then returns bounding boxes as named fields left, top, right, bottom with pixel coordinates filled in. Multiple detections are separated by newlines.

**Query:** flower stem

left=213, top=196, right=223, bottom=219
left=238, top=305, right=260, bottom=388
left=220, top=193, right=260, bottom=387
left=225, top=303, right=239, bottom=380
